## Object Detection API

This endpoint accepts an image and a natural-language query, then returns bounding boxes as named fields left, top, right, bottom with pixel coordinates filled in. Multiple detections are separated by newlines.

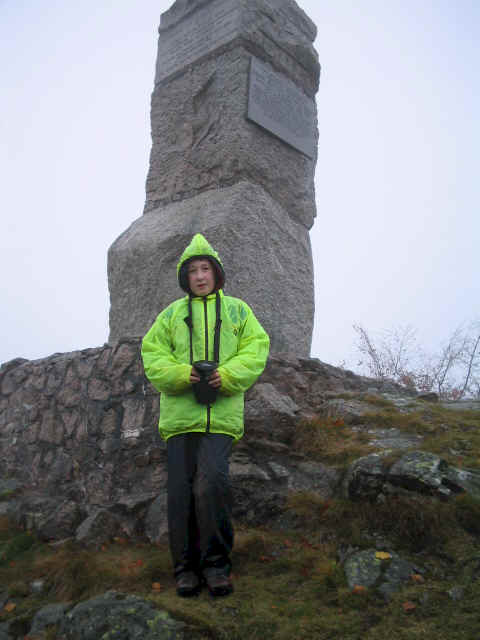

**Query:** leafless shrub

left=352, top=320, right=480, bottom=399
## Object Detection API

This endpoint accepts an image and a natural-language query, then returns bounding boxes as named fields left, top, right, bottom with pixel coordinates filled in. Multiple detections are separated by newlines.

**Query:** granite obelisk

left=108, top=0, right=320, bottom=355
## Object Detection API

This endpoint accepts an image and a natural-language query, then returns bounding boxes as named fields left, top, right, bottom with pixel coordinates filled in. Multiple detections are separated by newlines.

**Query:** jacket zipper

left=204, top=297, right=211, bottom=433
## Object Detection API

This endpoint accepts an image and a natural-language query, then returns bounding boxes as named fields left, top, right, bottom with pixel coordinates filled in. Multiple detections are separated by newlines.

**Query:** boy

left=141, top=233, right=269, bottom=597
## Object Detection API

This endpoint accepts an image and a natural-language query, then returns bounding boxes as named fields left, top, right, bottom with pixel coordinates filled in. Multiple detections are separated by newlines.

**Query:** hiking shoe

left=203, top=567, right=234, bottom=597
left=176, top=571, right=201, bottom=597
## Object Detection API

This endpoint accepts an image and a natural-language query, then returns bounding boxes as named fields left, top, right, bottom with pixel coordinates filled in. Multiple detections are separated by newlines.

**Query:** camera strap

left=186, top=295, right=194, bottom=365
left=213, top=291, right=222, bottom=363
left=186, top=292, right=222, bottom=365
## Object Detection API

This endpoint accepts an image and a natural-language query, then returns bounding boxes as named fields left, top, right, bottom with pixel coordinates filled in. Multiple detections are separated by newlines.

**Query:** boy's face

left=187, top=259, right=215, bottom=297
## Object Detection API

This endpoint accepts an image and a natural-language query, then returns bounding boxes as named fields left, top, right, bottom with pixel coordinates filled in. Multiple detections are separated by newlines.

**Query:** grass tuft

left=285, top=492, right=472, bottom=554
left=293, top=416, right=373, bottom=465
left=0, top=529, right=35, bottom=566
left=454, top=494, right=480, bottom=535
left=313, top=396, right=480, bottom=471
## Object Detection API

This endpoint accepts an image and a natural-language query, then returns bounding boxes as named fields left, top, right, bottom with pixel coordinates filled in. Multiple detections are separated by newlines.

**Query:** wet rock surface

left=58, top=592, right=189, bottom=639
left=0, top=343, right=388, bottom=545
left=30, top=603, right=71, bottom=636
left=1, top=342, right=479, bottom=546
left=364, top=427, right=423, bottom=450
left=343, top=549, right=421, bottom=600
left=1, top=344, right=480, bottom=639
left=58, top=591, right=203, bottom=639
left=1, top=592, right=206, bottom=640
left=344, top=451, right=480, bottom=501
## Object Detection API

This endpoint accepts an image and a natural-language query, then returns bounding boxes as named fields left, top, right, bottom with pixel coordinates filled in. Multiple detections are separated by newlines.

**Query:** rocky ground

left=1, top=342, right=479, bottom=638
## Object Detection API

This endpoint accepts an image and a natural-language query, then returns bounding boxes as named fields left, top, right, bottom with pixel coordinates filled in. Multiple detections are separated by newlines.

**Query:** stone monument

left=108, top=0, right=320, bottom=355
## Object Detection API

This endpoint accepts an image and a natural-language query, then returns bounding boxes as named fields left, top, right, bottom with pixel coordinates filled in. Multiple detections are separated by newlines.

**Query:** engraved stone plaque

left=155, top=0, right=241, bottom=84
left=247, top=56, right=316, bottom=158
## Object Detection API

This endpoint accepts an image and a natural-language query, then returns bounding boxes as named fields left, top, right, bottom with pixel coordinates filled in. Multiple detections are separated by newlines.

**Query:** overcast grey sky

left=1, top=1, right=479, bottom=368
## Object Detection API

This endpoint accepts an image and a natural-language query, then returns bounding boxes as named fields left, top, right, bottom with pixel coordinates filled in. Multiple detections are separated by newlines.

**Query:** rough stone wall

left=108, top=0, right=320, bottom=355
left=0, top=341, right=164, bottom=509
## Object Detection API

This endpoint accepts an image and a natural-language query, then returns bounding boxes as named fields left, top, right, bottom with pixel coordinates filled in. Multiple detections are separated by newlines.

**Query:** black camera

left=192, top=360, right=218, bottom=405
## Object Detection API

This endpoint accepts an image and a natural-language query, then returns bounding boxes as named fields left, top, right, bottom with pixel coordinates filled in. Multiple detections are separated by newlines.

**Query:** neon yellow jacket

left=141, top=234, right=270, bottom=441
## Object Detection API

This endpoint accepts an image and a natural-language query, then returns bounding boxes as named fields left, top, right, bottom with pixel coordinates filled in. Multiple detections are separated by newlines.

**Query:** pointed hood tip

left=177, top=233, right=225, bottom=294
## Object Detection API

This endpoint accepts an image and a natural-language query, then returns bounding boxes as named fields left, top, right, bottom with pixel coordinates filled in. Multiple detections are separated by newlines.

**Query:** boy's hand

left=208, top=370, right=222, bottom=388
left=190, top=367, right=201, bottom=383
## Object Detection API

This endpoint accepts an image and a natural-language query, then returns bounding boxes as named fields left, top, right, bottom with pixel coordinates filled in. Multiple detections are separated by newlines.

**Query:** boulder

left=75, top=510, right=123, bottom=547
left=30, top=603, right=71, bottom=636
left=58, top=591, right=202, bottom=639
left=343, top=453, right=388, bottom=501
left=344, top=451, right=480, bottom=501
left=37, top=499, right=84, bottom=541
left=389, top=452, right=480, bottom=499
left=343, top=549, right=421, bottom=600
left=144, top=494, right=169, bottom=544
left=245, top=382, right=300, bottom=442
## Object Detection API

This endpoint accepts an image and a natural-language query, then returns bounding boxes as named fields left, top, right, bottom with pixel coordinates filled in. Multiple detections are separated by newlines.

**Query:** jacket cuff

left=217, top=366, right=235, bottom=395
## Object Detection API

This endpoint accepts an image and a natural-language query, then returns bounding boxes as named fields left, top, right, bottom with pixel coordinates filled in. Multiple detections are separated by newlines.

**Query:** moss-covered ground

left=294, top=394, right=480, bottom=471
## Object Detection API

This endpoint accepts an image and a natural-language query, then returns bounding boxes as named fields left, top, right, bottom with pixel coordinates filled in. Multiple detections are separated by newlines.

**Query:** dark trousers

left=167, top=432, right=234, bottom=577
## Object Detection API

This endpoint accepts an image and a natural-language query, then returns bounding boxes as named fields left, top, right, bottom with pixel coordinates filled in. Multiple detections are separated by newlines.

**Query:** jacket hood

left=177, top=233, right=225, bottom=294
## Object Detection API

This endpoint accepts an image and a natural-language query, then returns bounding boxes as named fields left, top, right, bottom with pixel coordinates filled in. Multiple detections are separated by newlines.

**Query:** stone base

left=107, top=181, right=314, bottom=355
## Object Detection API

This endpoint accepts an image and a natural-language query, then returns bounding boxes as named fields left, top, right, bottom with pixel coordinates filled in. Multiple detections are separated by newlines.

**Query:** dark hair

left=178, top=256, right=225, bottom=294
